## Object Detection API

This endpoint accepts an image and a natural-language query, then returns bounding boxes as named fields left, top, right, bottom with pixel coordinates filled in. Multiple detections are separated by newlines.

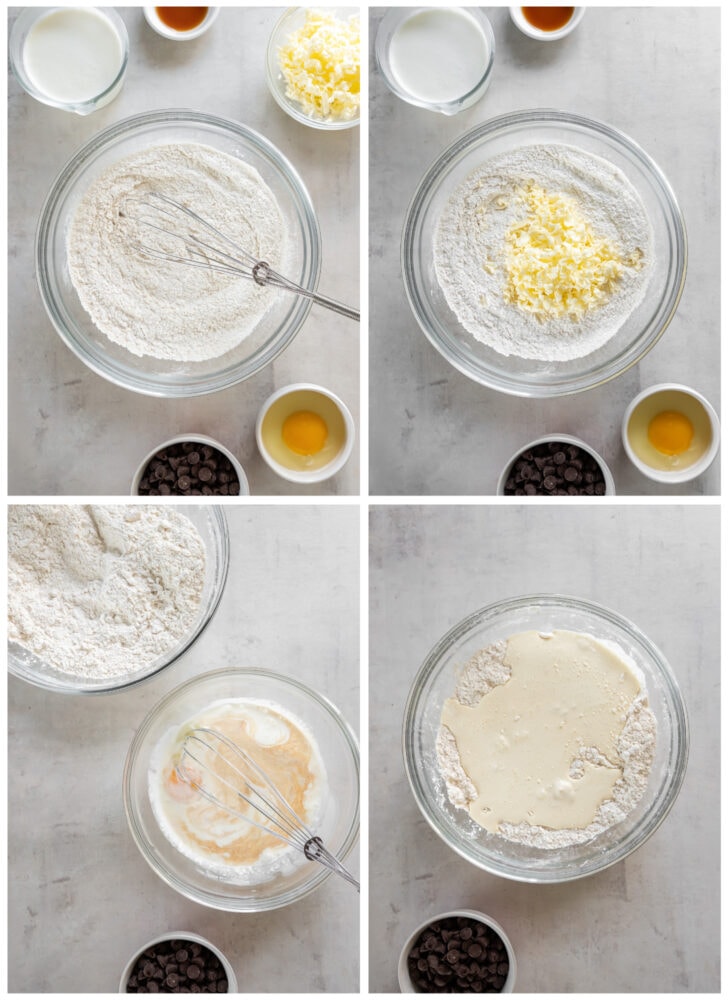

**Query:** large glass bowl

left=8, top=506, right=229, bottom=694
left=36, top=109, right=321, bottom=396
left=403, top=594, right=688, bottom=883
left=402, top=110, right=687, bottom=397
left=124, top=668, right=360, bottom=911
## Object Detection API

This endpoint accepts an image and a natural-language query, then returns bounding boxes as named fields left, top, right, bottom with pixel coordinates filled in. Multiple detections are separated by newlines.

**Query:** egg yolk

left=281, top=410, right=328, bottom=455
left=647, top=410, right=694, bottom=455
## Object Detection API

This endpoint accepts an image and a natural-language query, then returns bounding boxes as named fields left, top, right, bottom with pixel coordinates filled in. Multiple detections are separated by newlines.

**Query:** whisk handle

left=278, top=282, right=360, bottom=322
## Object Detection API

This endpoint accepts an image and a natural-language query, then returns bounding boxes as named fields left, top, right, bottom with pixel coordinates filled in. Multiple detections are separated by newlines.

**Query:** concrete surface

left=8, top=505, right=360, bottom=993
left=369, top=504, right=720, bottom=992
left=8, top=7, right=359, bottom=496
left=369, top=7, right=720, bottom=496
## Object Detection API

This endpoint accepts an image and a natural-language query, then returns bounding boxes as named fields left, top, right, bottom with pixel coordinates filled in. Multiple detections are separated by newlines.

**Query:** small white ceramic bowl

left=256, top=383, right=355, bottom=484
left=119, top=931, right=237, bottom=992
left=131, top=434, right=250, bottom=496
left=398, top=910, right=516, bottom=993
left=497, top=434, right=615, bottom=496
left=143, top=6, right=219, bottom=40
left=622, top=383, right=720, bottom=484
left=509, top=6, right=585, bottom=40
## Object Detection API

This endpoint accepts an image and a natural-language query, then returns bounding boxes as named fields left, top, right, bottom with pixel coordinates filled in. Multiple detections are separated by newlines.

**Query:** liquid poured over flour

left=437, top=630, right=657, bottom=848
left=67, top=143, right=287, bottom=361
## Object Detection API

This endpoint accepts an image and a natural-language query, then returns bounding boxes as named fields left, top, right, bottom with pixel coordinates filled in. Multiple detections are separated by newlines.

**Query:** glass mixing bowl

left=402, top=110, right=687, bottom=397
left=124, top=668, right=360, bottom=911
left=403, top=594, right=688, bottom=883
left=8, top=506, right=229, bottom=694
left=36, top=110, right=321, bottom=396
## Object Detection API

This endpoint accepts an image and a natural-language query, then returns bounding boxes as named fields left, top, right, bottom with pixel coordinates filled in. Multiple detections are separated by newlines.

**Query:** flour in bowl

left=8, top=505, right=206, bottom=680
left=67, top=143, right=287, bottom=361
left=434, top=144, right=653, bottom=361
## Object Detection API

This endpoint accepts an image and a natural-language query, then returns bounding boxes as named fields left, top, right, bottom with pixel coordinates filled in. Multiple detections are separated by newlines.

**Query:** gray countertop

left=8, top=7, right=360, bottom=496
left=369, top=7, right=720, bottom=496
left=369, top=503, right=720, bottom=992
left=8, top=505, right=360, bottom=993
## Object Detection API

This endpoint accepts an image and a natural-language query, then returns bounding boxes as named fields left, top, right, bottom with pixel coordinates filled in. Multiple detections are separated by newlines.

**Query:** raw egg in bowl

left=256, top=382, right=355, bottom=483
left=622, top=383, right=720, bottom=484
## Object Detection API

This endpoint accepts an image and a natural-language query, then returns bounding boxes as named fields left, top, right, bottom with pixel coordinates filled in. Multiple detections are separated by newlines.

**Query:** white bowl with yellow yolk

left=622, top=383, right=720, bottom=484
left=256, top=382, right=355, bottom=484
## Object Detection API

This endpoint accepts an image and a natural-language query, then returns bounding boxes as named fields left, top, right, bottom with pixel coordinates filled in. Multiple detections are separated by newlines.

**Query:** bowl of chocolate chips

left=399, top=910, right=516, bottom=993
left=497, top=434, right=615, bottom=496
left=132, top=435, right=249, bottom=496
left=119, top=932, right=236, bottom=992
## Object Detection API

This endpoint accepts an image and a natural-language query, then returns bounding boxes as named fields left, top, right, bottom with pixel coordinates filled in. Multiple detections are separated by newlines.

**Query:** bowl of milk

left=375, top=7, right=495, bottom=115
left=9, top=7, right=128, bottom=115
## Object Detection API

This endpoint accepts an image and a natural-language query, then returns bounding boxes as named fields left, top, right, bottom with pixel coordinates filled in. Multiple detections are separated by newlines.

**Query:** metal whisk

left=176, top=726, right=359, bottom=892
left=124, top=191, right=359, bottom=322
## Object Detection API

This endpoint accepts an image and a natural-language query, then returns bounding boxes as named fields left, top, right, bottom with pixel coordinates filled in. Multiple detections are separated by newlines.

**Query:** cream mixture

left=67, top=142, right=287, bottom=362
left=149, top=698, right=327, bottom=884
left=434, top=144, right=653, bottom=361
left=437, top=630, right=657, bottom=848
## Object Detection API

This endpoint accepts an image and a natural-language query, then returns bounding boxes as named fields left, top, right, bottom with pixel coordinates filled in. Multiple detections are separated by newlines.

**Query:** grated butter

left=278, top=10, right=360, bottom=121
left=504, top=184, right=640, bottom=320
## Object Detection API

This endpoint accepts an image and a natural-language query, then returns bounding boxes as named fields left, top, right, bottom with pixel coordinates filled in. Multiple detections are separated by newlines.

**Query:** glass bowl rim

left=35, top=108, right=322, bottom=397
left=403, top=592, right=690, bottom=883
left=123, top=665, right=361, bottom=910
left=401, top=107, right=688, bottom=397
left=7, top=506, right=230, bottom=695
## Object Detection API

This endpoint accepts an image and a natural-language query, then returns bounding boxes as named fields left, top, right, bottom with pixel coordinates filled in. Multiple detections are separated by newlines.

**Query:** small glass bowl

left=403, top=594, right=689, bottom=883
left=496, top=433, right=616, bottom=495
left=375, top=8, right=495, bottom=115
left=622, top=383, right=720, bottom=484
left=119, top=931, right=237, bottom=993
left=36, top=110, right=321, bottom=397
left=402, top=109, right=686, bottom=397
left=398, top=910, right=516, bottom=993
left=8, top=507, right=229, bottom=694
left=123, top=668, right=360, bottom=911
left=131, top=434, right=250, bottom=496
left=9, top=7, right=129, bottom=115
left=143, top=7, right=220, bottom=41
left=266, top=7, right=360, bottom=130
left=256, top=382, right=355, bottom=484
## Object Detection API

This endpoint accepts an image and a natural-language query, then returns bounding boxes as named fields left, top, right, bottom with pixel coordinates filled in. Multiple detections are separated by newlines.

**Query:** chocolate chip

left=503, top=440, right=607, bottom=497
left=125, top=939, right=228, bottom=993
left=137, top=441, right=241, bottom=497
left=407, top=917, right=509, bottom=992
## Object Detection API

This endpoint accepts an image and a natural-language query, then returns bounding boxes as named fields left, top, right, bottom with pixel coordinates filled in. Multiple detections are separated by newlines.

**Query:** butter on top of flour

left=437, top=630, right=657, bottom=848
left=434, top=144, right=653, bottom=361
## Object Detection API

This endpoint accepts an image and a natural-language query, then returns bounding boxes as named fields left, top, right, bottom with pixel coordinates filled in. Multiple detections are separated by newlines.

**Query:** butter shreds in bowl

left=266, top=7, right=360, bottom=130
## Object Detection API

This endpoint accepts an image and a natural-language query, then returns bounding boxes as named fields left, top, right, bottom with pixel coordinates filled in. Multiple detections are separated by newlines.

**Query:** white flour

left=436, top=636, right=657, bottom=849
left=8, top=505, right=206, bottom=680
left=67, top=143, right=286, bottom=361
left=434, top=144, right=653, bottom=361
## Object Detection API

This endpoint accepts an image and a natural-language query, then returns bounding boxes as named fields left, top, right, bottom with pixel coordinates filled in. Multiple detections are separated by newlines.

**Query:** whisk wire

left=176, top=726, right=359, bottom=891
left=125, top=191, right=359, bottom=321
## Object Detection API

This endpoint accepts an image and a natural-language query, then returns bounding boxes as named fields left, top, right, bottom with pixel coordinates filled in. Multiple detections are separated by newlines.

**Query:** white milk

left=389, top=8, right=491, bottom=105
left=23, top=8, right=125, bottom=106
